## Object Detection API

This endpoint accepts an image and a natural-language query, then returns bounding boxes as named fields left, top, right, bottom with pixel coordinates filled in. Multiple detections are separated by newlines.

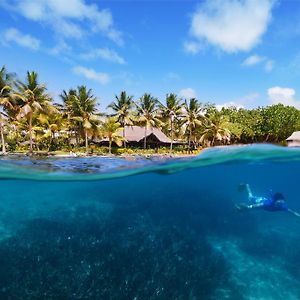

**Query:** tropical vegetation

left=1, top=65, right=300, bottom=155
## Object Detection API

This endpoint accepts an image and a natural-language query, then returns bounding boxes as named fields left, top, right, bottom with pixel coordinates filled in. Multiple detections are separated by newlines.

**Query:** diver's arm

left=245, top=184, right=253, bottom=199
left=248, top=203, right=264, bottom=209
left=287, top=209, right=300, bottom=218
left=235, top=202, right=263, bottom=211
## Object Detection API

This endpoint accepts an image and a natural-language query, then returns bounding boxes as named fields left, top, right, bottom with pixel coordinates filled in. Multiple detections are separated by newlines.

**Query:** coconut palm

left=60, top=89, right=77, bottom=116
left=60, top=88, right=80, bottom=145
left=13, top=71, right=54, bottom=153
left=100, top=117, right=124, bottom=154
left=183, top=98, right=204, bottom=149
left=159, top=93, right=182, bottom=151
left=200, top=111, right=231, bottom=146
left=107, top=91, right=134, bottom=147
left=0, top=66, right=15, bottom=154
left=0, top=66, right=15, bottom=110
left=107, top=91, right=135, bottom=147
left=0, top=67, right=26, bottom=150
left=70, top=86, right=99, bottom=154
left=135, top=93, right=161, bottom=149
left=37, top=110, right=66, bottom=151
left=0, top=113, right=8, bottom=154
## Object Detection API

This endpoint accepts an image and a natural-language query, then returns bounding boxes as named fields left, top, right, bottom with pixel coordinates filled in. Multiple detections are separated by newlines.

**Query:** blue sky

left=1, top=0, right=300, bottom=110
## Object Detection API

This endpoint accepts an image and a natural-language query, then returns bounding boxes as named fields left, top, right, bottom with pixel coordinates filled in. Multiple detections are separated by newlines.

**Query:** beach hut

left=99, top=125, right=177, bottom=148
left=124, top=126, right=171, bottom=146
left=286, top=131, right=300, bottom=147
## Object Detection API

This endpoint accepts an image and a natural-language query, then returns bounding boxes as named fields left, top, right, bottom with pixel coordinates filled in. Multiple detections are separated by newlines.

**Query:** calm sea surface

left=0, top=145, right=299, bottom=299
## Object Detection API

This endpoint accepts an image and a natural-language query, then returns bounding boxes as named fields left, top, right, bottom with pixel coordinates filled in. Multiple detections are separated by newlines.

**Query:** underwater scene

left=0, top=145, right=300, bottom=300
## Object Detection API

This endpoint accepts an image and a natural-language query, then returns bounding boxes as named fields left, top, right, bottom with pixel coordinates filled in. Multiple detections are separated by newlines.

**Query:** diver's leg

left=287, top=209, right=300, bottom=218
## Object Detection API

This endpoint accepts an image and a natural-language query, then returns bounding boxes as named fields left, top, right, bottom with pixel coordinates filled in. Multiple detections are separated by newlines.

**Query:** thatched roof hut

left=286, top=131, right=300, bottom=147
left=98, top=126, right=176, bottom=147
left=124, top=126, right=171, bottom=144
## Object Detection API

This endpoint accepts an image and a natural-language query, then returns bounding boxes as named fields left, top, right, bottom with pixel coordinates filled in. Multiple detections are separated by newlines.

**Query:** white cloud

left=3, top=27, right=40, bottom=50
left=264, top=60, right=274, bottom=72
left=242, top=55, right=265, bottom=66
left=268, top=87, right=300, bottom=108
left=183, top=41, right=202, bottom=54
left=53, top=19, right=84, bottom=39
left=81, top=48, right=126, bottom=64
left=179, top=88, right=197, bottom=99
left=216, top=101, right=244, bottom=111
left=217, top=93, right=260, bottom=109
left=1, top=0, right=123, bottom=45
left=49, top=40, right=72, bottom=56
left=189, top=0, right=274, bottom=53
left=72, top=66, right=110, bottom=84
left=242, top=54, right=274, bottom=72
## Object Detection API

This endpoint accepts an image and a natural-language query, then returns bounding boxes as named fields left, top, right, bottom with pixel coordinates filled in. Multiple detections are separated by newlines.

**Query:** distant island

left=1, top=66, right=300, bottom=156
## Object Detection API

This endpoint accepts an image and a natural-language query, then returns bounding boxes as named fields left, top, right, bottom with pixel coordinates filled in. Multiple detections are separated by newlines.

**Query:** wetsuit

left=248, top=196, right=288, bottom=212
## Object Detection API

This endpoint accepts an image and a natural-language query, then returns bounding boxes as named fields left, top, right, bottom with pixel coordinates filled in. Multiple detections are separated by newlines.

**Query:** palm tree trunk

left=15, top=125, right=20, bottom=146
left=265, top=133, right=270, bottom=142
left=170, top=117, right=173, bottom=152
left=109, top=139, right=112, bottom=155
left=212, top=136, right=215, bottom=147
left=75, top=128, right=79, bottom=146
left=85, top=129, right=88, bottom=154
left=123, top=126, right=126, bottom=148
left=188, top=126, right=192, bottom=152
left=29, top=112, right=33, bottom=153
left=144, top=125, right=147, bottom=149
left=48, top=132, right=54, bottom=152
left=0, top=123, right=6, bottom=154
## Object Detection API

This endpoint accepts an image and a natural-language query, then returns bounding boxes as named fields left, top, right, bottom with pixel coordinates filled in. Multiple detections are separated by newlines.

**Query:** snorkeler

left=236, top=184, right=300, bottom=218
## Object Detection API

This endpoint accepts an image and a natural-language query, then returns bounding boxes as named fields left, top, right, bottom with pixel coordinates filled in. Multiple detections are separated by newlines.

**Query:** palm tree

left=0, top=66, right=15, bottom=154
left=13, top=71, right=53, bottom=153
left=101, top=117, right=124, bottom=154
left=70, top=86, right=99, bottom=154
left=0, top=66, right=15, bottom=110
left=0, top=113, right=8, bottom=154
left=37, top=110, right=65, bottom=151
left=60, top=89, right=77, bottom=116
left=60, top=88, right=79, bottom=145
left=200, top=111, right=231, bottom=146
left=135, top=93, right=161, bottom=149
left=183, top=98, right=204, bottom=150
left=107, top=91, right=134, bottom=147
left=0, top=67, right=26, bottom=149
left=159, top=93, right=182, bottom=151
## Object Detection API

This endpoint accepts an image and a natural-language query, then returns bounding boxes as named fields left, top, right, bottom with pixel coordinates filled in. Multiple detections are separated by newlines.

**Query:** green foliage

left=200, top=110, right=231, bottom=146
left=61, top=86, right=100, bottom=153
left=159, top=93, right=183, bottom=150
left=136, top=93, right=162, bottom=149
left=100, top=117, right=125, bottom=154
left=183, top=98, right=204, bottom=148
left=222, top=104, right=300, bottom=144
left=13, top=71, right=54, bottom=153
left=108, top=91, right=135, bottom=126
left=0, top=66, right=299, bottom=155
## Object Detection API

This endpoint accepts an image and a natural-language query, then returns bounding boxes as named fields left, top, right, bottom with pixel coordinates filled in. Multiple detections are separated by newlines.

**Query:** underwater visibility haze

left=0, top=145, right=300, bottom=299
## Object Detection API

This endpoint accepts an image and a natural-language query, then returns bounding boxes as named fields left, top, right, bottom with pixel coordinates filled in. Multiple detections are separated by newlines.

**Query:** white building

left=286, top=131, right=300, bottom=147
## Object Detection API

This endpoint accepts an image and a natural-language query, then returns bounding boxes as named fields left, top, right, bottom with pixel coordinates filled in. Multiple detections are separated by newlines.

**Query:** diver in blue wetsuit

left=236, top=184, right=300, bottom=218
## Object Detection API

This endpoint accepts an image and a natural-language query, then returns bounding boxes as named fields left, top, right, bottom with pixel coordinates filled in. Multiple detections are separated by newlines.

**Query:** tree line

left=1, top=66, right=300, bottom=155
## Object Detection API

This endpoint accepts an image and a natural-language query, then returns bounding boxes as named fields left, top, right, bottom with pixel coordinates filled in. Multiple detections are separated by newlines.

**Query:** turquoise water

left=0, top=145, right=300, bottom=299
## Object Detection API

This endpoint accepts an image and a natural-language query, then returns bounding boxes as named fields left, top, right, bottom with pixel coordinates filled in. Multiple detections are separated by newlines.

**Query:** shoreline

left=0, top=151, right=199, bottom=160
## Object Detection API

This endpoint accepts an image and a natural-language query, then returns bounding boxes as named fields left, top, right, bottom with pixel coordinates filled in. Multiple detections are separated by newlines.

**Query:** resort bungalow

left=99, top=125, right=175, bottom=148
left=286, top=131, right=300, bottom=147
